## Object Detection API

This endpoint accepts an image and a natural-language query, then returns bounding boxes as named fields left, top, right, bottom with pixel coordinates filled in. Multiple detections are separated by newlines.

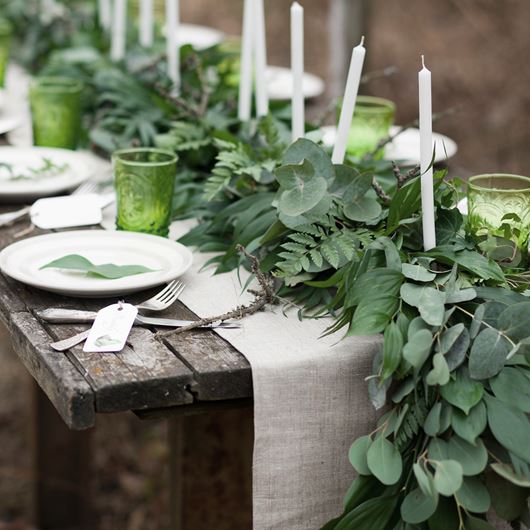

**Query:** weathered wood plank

left=9, top=312, right=96, bottom=430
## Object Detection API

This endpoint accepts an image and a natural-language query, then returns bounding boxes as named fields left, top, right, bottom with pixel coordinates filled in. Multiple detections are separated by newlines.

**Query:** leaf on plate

left=40, top=254, right=157, bottom=279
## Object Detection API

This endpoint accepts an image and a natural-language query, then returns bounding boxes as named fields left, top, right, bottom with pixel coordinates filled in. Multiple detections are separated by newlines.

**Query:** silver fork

left=48, top=281, right=186, bottom=351
left=0, top=181, right=98, bottom=228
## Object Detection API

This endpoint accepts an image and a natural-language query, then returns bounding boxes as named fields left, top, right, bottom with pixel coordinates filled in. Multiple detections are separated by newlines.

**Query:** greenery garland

left=5, top=3, right=530, bottom=528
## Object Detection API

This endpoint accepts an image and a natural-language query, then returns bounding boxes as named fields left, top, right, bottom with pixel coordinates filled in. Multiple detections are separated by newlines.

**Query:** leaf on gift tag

left=40, top=254, right=157, bottom=279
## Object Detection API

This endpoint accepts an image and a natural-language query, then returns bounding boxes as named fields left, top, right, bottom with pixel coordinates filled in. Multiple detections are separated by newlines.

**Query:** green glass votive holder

left=0, top=18, right=12, bottom=89
left=29, top=77, right=83, bottom=149
left=113, top=148, right=178, bottom=237
left=468, top=174, right=530, bottom=263
left=345, top=95, right=396, bottom=159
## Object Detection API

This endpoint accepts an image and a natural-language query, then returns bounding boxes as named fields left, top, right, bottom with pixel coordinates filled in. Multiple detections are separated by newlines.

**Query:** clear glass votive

left=468, top=173, right=530, bottom=260
left=345, top=95, right=396, bottom=159
left=0, top=18, right=12, bottom=89
left=29, top=77, right=83, bottom=149
left=113, top=148, right=178, bottom=237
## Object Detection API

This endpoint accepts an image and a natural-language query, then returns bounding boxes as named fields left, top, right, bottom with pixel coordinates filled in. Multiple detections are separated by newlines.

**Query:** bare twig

left=372, top=176, right=391, bottom=203
left=361, top=66, right=398, bottom=85
left=155, top=246, right=276, bottom=338
left=392, top=161, right=420, bottom=188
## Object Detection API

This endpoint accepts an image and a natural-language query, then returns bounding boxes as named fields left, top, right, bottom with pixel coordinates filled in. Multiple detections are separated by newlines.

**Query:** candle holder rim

left=354, top=95, right=396, bottom=114
left=468, top=173, right=530, bottom=193
left=112, top=147, right=178, bottom=167
left=30, top=76, right=84, bottom=94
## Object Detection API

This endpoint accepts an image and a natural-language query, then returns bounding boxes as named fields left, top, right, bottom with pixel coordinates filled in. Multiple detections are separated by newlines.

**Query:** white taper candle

left=139, top=0, right=154, bottom=47
left=291, top=2, right=304, bottom=141
left=254, top=0, right=269, bottom=117
left=238, top=0, right=254, bottom=121
left=98, top=0, right=112, bottom=30
left=332, top=36, right=366, bottom=164
left=419, top=55, right=437, bottom=251
left=165, top=0, right=180, bottom=90
left=110, top=0, right=127, bottom=62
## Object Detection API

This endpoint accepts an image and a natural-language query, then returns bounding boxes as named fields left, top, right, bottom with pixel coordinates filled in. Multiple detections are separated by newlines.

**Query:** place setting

left=1, top=2, right=530, bottom=530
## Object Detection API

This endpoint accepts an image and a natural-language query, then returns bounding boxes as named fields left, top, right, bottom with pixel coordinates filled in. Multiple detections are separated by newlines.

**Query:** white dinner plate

left=164, top=23, right=225, bottom=50
left=266, top=66, right=325, bottom=101
left=0, top=146, right=96, bottom=203
left=0, top=230, right=194, bottom=297
left=321, top=125, right=458, bottom=165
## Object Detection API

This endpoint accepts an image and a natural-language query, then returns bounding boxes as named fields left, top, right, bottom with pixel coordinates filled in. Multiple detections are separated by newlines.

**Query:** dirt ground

left=1, top=1, right=529, bottom=528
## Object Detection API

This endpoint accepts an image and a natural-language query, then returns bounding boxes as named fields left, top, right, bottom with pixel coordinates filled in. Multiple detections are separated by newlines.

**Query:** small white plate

left=164, top=23, right=225, bottom=50
left=0, top=146, right=96, bottom=203
left=321, top=125, right=458, bottom=165
left=266, top=66, right=325, bottom=101
left=0, top=230, right=194, bottom=297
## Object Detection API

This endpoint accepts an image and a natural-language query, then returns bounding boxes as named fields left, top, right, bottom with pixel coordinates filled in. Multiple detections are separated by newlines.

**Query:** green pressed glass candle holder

left=0, top=18, right=12, bottom=89
left=113, top=148, right=178, bottom=237
left=29, top=77, right=83, bottom=149
left=468, top=174, right=530, bottom=265
left=345, top=95, right=396, bottom=159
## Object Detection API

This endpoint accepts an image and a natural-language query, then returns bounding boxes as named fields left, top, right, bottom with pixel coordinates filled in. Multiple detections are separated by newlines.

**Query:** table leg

left=31, top=381, right=93, bottom=530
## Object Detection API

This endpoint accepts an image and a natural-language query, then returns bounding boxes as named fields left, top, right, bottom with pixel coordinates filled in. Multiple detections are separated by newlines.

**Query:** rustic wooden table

left=0, top=217, right=254, bottom=529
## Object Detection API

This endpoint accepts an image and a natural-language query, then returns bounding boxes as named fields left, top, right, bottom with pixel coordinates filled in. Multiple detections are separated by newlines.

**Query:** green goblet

left=113, top=148, right=178, bottom=237
left=468, top=174, right=530, bottom=266
left=346, top=95, right=396, bottom=159
left=0, top=18, right=12, bottom=89
left=29, top=77, right=83, bottom=149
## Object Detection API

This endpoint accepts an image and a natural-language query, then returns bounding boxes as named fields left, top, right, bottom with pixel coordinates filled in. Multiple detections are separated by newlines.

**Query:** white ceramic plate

left=164, top=23, right=225, bottom=50
left=267, top=66, right=325, bottom=101
left=0, top=230, right=194, bottom=297
left=321, top=125, right=458, bottom=165
left=0, top=147, right=96, bottom=203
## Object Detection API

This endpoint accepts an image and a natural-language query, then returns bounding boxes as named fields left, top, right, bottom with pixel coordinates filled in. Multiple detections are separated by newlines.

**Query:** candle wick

left=360, top=35, right=365, bottom=46
left=421, top=54, right=426, bottom=68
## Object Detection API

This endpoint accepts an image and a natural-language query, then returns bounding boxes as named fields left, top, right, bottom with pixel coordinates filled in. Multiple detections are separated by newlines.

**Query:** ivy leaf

left=447, top=436, right=488, bottom=476
left=451, top=402, right=487, bottom=445
left=400, top=488, right=438, bottom=524
left=40, top=254, right=157, bottom=279
left=403, top=329, right=433, bottom=370
left=455, top=477, right=490, bottom=513
left=400, top=283, right=446, bottom=327
left=426, top=353, right=450, bottom=386
left=440, top=369, right=483, bottom=415
left=436, top=208, right=463, bottom=245
left=402, top=263, right=436, bottom=282
left=433, top=460, right=463, bottom=496
left=381, top=322, right=403, bottom=380
left=485, top=395, right=530, bottom=464
left=366, top=435, right=402, bottom=485
left=348, top=435, right=372, bottom=475
left=468, top=328, right=511, bottom=380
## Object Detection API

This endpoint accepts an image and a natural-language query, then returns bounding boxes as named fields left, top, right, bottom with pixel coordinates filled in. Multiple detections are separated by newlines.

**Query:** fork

left=0, top=181, right=98, bottom=228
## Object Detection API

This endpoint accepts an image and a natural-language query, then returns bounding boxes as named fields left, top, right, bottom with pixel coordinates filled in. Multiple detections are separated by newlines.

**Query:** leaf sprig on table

left=0, top=157, right=69, bottom=181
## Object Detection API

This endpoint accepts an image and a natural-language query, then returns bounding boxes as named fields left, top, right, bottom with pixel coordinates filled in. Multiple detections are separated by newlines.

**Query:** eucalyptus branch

left=156, top=245, right=276, bottom=338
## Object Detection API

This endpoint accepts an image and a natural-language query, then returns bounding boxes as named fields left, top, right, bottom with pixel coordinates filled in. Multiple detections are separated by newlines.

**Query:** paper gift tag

left=30, top=194, right=103, bottom=229
left=83, top=303, right=138, bottom=353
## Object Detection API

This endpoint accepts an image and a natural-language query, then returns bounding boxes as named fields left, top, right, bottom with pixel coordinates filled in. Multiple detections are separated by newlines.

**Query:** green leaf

left=455, top=477, right=491, bottom=513
left=445, top=288, right=476, bottom=304
left=382, top=322, right=403, bottom=380
left=343, top=197, right=382, bottom=222
left=490, top=367, right=530, bottom=413
left=283, top=138, right=335, bottom=183
left=400, top=488, right=438, bottom=524
left=485, top=395, right=530, bottom=464
left=348, top=296, right=399, bottom=336
left=470, top=305, right=486, bottom=339
left=447, top=436, right=488, bottom=476
left=387, top=177, right=421, bottom=232
left=468, top=328, right=511, bottom=380
left=491, top=463, right=530, bottom=488
left=403, top=329, right=433, bottom=370
left=435, top=208, right=463, bottom=245
left=424, top=402, right=442, bottom=436
left=426, top=353, right=450, bottom=386
left=402, top=264, right=436, bottom=283
left=40, top=254, right=157, bottom=279
left=486, top=471, right=527, bottom=520
left=451, top=402, right=487, bottom=445
left=440, top=369, right=483, bottom=415
left=366, top=435, right=402, bottom=485
left=414, top=463, right=437, bottom=500
left=465, top=515, right=496, bottom=530
left=498, top=302, right=530, bottom=341
left=445, top=327, right=470, bottom=371
left=400, top=283, right=446, bottom=327
left=334, top=495, right=398, bottom=530
left=428, top=497, right=460, bottom=530
left=348, top=436, right=372, bottom=475
left=348, top=268, right=403, bottom=308
left=433, top=460, right=463, bottom=496
left=428, top=438, right=450, bottom=462
left=277, top=160, right=328, bottom=216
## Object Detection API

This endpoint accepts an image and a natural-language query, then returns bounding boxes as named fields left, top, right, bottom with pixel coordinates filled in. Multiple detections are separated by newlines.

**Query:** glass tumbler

left=346, top=95, right=396, bottom=159
left=0, top=18, right=12, bottom=89
left=29, top=77, right=83, bottom=149
left=468, top=174, right=530, bottom=263
left=113, top=148, right=178, bottom=237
